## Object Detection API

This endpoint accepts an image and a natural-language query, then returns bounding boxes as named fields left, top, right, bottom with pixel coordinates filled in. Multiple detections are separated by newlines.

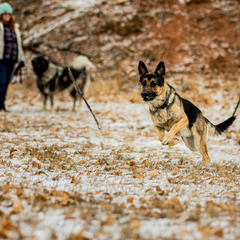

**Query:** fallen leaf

left=149, top=170, right=157, bottom=178
left=130, top=220, right=141, bottom=229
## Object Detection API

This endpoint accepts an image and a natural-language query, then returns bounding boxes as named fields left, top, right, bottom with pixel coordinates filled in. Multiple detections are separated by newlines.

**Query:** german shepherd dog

left=32, top=55, right=95, bottom=112
left=138, top=61, right=236, bottom=164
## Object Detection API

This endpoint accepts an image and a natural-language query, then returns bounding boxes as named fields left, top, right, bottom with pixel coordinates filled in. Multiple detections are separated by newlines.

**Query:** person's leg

left=0, top=61, right=15, bottom=111
left=6, top=62, right=15, bottom=89
left=0, top=61, right=8, bottom=110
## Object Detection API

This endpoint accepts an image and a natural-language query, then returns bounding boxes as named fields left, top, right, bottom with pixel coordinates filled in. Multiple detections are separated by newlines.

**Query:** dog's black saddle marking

left=177, top=94, right=201, bottom=129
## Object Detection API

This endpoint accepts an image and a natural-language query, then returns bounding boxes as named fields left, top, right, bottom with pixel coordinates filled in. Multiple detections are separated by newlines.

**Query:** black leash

left=232, top=97, right=240, bottom=116
left=68, top=68, right=101, bottom=130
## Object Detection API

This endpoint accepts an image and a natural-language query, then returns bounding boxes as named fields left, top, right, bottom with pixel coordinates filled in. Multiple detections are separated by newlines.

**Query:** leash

left=68, top=68, right=101, bottom=130
left=232, top=97, right=240, bottom=116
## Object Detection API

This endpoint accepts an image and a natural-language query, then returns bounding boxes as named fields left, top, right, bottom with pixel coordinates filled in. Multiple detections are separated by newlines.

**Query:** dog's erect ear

left=138, top=61, right=148, bottom=77
left=155, top=61, right=165, bottom=78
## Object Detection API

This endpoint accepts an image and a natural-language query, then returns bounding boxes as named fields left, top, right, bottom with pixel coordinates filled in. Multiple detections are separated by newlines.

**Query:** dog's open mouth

left=141, top=93, right=156, bottom=102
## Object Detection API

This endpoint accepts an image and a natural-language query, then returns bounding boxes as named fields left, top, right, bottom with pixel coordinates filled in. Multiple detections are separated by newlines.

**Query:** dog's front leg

left=41, top=94, right=47, bottom=111
left=154, top=125, right=165, bottom=142
left=154, top=125, right=180, bottom=147
left=50, top=94, right=55, bottom=113
left=162, top=115, right=188, bottom=145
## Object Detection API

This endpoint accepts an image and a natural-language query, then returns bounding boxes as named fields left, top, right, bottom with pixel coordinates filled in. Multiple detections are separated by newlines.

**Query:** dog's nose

left=141, top=91, right=148, bottom=98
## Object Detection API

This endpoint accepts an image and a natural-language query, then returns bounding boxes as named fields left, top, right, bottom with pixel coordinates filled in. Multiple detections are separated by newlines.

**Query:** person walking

left=0, top=2, right=25, bottom=112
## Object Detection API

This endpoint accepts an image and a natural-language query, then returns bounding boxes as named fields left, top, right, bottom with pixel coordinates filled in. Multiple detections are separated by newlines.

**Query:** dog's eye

left=142, top=80, right=146, bottom=87
left=151, top=82, right=157, bottom=88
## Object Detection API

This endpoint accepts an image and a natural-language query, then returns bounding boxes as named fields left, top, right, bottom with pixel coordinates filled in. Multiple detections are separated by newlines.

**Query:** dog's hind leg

left=192, top=122, right=211, bottom=165
left=49, top=94, right=55, bottom=113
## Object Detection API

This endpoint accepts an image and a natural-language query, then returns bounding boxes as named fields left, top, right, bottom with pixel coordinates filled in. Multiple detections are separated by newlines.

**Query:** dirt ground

left=0, top=0, right=240, bottom=239
left=0, top=82, right=239, bottom=239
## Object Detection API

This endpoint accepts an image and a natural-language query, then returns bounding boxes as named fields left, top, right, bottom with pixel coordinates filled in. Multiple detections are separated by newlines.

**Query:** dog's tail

left=205, top=116, right=236, bottom=137
left=70, top=55, right=95, bottom=70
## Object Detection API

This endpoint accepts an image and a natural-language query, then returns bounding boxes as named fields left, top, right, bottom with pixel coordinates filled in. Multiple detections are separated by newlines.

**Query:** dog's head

left=138, top=61, right=165, bottom=102
left=31, top=56, right=49, bottom=77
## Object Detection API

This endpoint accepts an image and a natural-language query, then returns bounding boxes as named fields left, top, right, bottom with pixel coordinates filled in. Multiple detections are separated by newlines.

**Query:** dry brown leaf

left=0, top=160, right=6, bottom=165
left=1, top=219, right=19, bottom=232
left=149, top=170, right=157, bottom=179
left=71, top=176, right=81, bottom=184
left=96, top=190, right=103, bottom=194
left=128, top=160, right=136, bottom=166
left=218, top=203, right=228, bottom=211
left=205, top=201, right=224, bottom=217
left=166, top=208, right=176, bottom=218
left=164, top=197, right=184, bottom=212
left=130, top=220, right=141, bottom=229
left=34, top=193, right=48, bottom=201
left=32, top=161, right=42, bottom=169
left=178, top=229, right=191, bottom=235
left=70, top=230, right=90, bottom=240
left=11, top=198, right=22, bottom=214
left=198, top=226, right=212, bottom=236
left=102, top=215, right=116, bottom=226
left=3, top=182, right=11, bottom=194
left=77, top=160, right=85, bottom=165
left=137, top=168, right=146, bottom=174
left=142, top=159, right=151, bottom=167
left=0, top=230, right=8, bottom=239
left=127, top=197, right=134, bottom=203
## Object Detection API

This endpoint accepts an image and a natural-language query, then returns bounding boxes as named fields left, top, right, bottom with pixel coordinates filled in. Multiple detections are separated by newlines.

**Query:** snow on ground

left=0, top=86, right=240, bottom=240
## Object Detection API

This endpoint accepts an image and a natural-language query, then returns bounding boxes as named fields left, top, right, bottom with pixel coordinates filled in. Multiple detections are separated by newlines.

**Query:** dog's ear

left=155, top=61, right=165, bottom=78
left=138, top=61, right=148, bottom=77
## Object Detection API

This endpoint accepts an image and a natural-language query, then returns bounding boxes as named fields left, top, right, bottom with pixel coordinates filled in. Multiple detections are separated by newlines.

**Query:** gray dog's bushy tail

left=205, top=116, right=236, bottom=137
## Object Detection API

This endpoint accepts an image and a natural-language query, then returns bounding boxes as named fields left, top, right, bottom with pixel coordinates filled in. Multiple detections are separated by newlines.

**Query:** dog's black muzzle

left=141, top=89, right=157, bottom=102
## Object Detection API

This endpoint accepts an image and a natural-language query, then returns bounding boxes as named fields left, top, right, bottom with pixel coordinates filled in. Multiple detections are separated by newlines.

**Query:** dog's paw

left=202, top=156, right=210, bottom=165
left=168, top=138, right=180, bottom=147
left=162, top=134, right=173, bottom=145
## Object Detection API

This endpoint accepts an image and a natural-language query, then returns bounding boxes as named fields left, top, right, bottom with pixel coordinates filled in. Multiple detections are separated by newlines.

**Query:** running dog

left=138, top=61, right=236, bottom=164
left=32, top=55, right=94, bottom=112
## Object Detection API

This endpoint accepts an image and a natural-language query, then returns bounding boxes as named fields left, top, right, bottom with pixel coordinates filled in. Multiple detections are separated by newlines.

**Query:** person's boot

left=0, top=101, right=10, bottom=112
left=0, top=101, right=4, bottom=111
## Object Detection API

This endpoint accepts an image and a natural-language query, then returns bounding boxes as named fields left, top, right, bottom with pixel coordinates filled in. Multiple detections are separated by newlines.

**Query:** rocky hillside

left=6, top=0, right=240, bottom=104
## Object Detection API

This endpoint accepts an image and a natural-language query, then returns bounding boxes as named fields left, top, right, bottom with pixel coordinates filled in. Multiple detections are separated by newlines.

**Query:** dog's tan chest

left=150, top=109, right=173, bottom=128
left=151, top=109, right=190, bottom=135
